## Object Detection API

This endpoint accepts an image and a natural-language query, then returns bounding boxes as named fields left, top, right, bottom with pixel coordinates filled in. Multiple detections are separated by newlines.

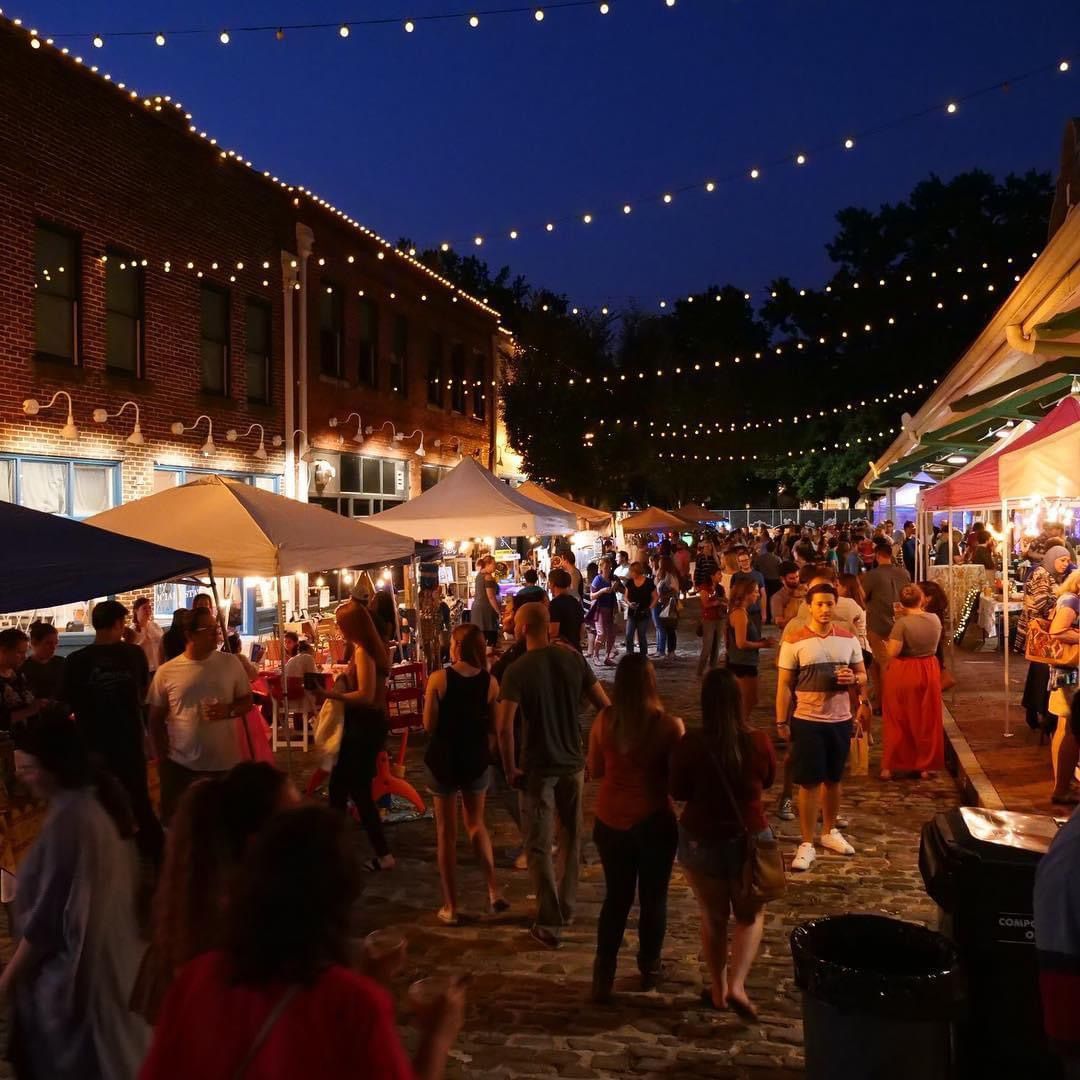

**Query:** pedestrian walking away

left=423, top=623, right=508, bottom=925
left=671, top=668, right=777, bottom=1021
left=497, top=603, right=610, bottom=948
left=587, top=654, right=683, bottom=1002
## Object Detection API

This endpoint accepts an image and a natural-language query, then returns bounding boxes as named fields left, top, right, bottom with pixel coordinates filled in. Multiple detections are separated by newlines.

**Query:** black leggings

left=329, top=715, right=391, bottom=858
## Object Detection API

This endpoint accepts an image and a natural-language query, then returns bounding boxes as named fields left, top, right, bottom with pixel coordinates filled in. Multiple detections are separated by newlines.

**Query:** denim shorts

left=790, top=718, right=853, bottom=786
left=427, top=766, right=491, bottom=798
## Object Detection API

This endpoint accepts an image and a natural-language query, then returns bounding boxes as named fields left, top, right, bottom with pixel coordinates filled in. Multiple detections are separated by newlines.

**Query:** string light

left=468, top=14, right=480, bottom=27
left=154, top=31, right=165, bottom=46
left=338, top=23, right=350, bottom=37
left=219, top=29, right=230, bottom=44
left=533, top=8, right=545, bottom=21
left=656, top=429, right=899, bottom=464
left=92, top=33, right=103, bottom=47
left=404, top=19, right=415, bottom=32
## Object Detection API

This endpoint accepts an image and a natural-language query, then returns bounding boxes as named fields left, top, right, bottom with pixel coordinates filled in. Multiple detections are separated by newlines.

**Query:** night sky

left=17, top=0, right=1080, bottom=309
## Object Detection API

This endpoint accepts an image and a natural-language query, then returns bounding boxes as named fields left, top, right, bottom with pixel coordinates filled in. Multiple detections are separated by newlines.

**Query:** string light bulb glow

left=468, top=14, right=480, bottom=27
left=533, top=8, right=545, bottom=20
left=92, top=33, right=103, bottom=47
left=946, top=101, right=957, bottom=113
left=404, top=19, right=415, bottom=32
left=843, top=137, right=855, bottom=149
left=218, top=30, right=230, bottom=44
left=154, top=31, right=165, bottom=45
left=338, top=23, right=350, bottom=37
left=599, top=2, right=610, bottom=11
left=1060, top=60, right=1070, bottom=72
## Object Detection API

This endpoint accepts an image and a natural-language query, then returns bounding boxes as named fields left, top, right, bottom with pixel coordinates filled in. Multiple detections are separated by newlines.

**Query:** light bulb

left=663, top=193, right=672, bottom=203
left=474, top=236, right=483, bottom=246
left=440, top=242, right=450, bottom=251
left=30, top=37, right=40, bottom=48
left=583, top=213, right=593, bottom=223
left=219, top=30, right=230, bottom=44
left=599, top=1, right=610, bottom=11
left=795, top=153, right=806, bottom=165
left=509, top=229, right=518, bottom=239
left=622, top=203, right=631, bottom=214
left=665, top=0, right=675, bottom=6
left=155, top=32, right=166, bottom=46
left=404, top=19, right=415, bottom=32
left=534, top=8, right=545, bottom=20
left=92, top=34, right=103, bottom=48
left=1060, top=60, right=1070, bottom=72
left=843, top=137, right=855, bottom=149
left=946, top=101, right=957, bottom=114
left=339, top=23, right=350, bottom=37
left=705, top=181, right=716, bottom=192
left=468, top=14, right=480, bottom=27
left=749, top=167, right=760, bottom=179
left=545, top=222, right=554, bottom=232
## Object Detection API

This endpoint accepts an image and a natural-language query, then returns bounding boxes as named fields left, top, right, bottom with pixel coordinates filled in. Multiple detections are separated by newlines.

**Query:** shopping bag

left=848, top=725, right=870, bottom=777
left=236, top=707, right=275, bottom=765
left=314, top=697, right=344, bottom=757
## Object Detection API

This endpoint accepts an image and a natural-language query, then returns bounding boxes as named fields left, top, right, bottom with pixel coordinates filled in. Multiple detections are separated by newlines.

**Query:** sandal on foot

left=437, top=908, right=460, bottom=926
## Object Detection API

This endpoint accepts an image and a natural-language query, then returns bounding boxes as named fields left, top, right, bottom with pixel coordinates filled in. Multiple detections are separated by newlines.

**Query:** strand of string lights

left=648, top=428, right=899, bottom=464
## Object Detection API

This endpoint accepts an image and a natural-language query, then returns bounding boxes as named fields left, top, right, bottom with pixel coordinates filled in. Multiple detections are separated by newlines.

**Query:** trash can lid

left=791, top=914, right=965, bottom=1020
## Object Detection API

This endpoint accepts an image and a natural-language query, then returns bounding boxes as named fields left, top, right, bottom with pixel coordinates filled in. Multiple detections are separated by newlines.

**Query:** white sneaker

left=819, top=828, right=855, bottom=856
left=791, top=842, right=816, bottom=872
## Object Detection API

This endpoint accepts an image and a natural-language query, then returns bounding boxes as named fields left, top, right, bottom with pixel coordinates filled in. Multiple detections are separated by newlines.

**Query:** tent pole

left=947, top=510, right=956, bottom=714
left=209, top=575, right=228, bottom=652
left=277, top=574, right=292, bottom=771
left=1002, top=501, right=1013, bottom=738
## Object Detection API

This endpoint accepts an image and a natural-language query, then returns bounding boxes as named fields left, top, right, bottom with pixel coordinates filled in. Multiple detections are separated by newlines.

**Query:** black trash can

left=920, top=805, right=1061, bottom=1079
left=790, top=914, right=964, bottom=1080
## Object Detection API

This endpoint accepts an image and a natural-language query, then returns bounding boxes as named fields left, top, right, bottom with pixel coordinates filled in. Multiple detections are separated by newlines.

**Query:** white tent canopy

left=999, top=421, right=1080, bottom=500
left=87, top=474, right=416, bottom=576
left=368, top=456, right=576, bottom=541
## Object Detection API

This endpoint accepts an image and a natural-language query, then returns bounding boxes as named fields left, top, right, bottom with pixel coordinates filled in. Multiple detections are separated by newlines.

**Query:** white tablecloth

left=978, top=595, right=1023, bottom=639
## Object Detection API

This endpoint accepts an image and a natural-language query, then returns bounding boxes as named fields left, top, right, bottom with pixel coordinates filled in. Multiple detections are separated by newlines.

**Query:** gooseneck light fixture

left=364, top=420, right=401, bottom=442
left=400, top=428, right=427, bottom=458
left=226, top=423, right=283, bottom=460
left=93, top=400, right=144, bottom=445
left=433, top=437, right=462, bottom=460
left=171, top=414, right=215, bottom=457
left=328, top=412, right=364, bottom=444
left=23, top=390, right=79, bottom=440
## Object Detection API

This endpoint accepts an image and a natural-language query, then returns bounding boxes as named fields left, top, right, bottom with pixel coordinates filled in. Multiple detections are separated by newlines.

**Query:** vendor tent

left=516, top=481, right=612, bottom=531
left=675, top=502, right=719, bottom=524
left=922, top=394, right=1080, bottom=510
left=0, top=501, right=209, bottom=613
left=368, top=457, right=575, bottom=540
left=87, top=474, right=415, bottom=576
left=619, top=507, right=688, bottom=532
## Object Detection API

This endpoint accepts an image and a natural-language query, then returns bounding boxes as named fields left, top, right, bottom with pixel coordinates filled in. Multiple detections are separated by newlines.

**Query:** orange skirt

left=882, top=656, right=943, bottom=774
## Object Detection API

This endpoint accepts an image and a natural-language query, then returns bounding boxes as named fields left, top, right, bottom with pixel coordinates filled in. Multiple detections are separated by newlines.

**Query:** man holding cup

left=776, top=584, right=867, bottom=873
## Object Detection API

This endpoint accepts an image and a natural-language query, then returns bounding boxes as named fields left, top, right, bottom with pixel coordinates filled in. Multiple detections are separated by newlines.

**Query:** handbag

left=706, top=744, right=787, bottom=903
left=314, top=697, right=344, bottom=756
left=1025, top=617, right=1080, bottom=669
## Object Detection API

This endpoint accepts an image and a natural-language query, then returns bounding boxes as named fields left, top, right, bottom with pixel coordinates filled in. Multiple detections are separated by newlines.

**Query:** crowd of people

left=0, top=511, right=1077, bottom=1077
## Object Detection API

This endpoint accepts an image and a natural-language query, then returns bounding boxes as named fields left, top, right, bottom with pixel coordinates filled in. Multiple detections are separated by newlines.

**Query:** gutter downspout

left=295, top=223, right=315, bottom=505
left=280, top=253, right=299, bottom=499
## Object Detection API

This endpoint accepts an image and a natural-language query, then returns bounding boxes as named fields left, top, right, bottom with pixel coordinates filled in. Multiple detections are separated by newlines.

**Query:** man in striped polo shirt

left=776, top=583, right=867, bottom=872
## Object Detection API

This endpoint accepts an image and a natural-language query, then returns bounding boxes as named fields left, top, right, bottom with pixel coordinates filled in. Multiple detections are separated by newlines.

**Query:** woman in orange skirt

left=881, top=584, right=944, bottom=780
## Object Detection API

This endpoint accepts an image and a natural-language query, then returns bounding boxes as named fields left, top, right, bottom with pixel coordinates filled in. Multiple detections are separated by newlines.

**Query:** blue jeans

left=626, top=614, right=650, bottom=654
left=652, top=607, right=664, bottom=651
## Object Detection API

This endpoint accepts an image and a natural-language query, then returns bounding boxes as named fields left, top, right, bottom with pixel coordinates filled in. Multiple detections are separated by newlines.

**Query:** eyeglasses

left=191, top=626, right=217, bottom=634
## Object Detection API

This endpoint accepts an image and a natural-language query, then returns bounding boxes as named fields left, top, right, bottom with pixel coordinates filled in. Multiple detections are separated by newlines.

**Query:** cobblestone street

left=344, top=609, right=962, bottom=1080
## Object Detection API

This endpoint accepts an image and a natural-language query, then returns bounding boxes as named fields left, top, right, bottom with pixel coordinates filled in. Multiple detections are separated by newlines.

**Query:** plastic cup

left=365, top=928, right=406, bottom=964
left=408, top=975, right=451, bottom=1017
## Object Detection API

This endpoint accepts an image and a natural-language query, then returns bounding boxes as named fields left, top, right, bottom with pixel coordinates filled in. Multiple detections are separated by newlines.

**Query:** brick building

left=0, top=18, right=501, bottom=627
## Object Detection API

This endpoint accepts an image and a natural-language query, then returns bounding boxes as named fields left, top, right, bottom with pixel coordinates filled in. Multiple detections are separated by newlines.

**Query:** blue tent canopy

left=0, top=501, right=210, bottom=614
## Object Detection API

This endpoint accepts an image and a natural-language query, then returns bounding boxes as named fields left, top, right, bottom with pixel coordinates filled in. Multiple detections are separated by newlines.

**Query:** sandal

left=437, top=907, right=460, bottom=926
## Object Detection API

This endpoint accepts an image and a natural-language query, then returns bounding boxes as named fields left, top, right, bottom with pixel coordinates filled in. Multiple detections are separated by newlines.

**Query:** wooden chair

left=268, top=675, right=314, bottom=752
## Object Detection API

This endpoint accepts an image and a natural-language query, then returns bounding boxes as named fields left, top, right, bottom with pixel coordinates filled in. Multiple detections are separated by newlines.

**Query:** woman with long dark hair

left=1018, top=547, right=1072, bottom=732
left=141, top=806, right=466, bottom=1079
left=2, top=711, right=149, bottom=1077
left=587, top=654, right=683, bottom=1002
left=423, top=624, right=507, bottom=924
left=319, top=599, right=395, bottom=871
left=726, top=579, right=767, bottom=722
left=655, top=556, right=682, bottom=658
left=838, top=572, right=871, bottom=669
left=670, top=669, right=776, bottom=1021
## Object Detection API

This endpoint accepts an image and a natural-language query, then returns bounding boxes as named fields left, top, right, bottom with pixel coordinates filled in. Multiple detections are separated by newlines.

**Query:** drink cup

left=834, top=665, right=852, bottom=687
left=408, top=975, right=451, bottom=1019
left=365, top=928, right=406, bottom=965
left=201, top=697, right=219, bottom=722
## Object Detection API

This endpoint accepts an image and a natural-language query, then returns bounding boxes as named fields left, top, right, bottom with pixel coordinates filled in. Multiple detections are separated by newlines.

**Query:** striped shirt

left=777, top=625, right=862, bottom=723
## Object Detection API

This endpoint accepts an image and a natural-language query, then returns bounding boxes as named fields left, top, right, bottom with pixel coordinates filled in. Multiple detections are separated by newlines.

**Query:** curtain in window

left=153, top=470, right=179, bottom=493
left=20, top=460, right=67, bottom=515
left=0, top=461, right=13, bottom=503
left=73, top=466, right=111, bottom=517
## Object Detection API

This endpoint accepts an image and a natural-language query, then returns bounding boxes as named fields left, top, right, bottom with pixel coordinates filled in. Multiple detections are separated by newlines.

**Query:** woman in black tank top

left=423, top=625, right=508, bottom=925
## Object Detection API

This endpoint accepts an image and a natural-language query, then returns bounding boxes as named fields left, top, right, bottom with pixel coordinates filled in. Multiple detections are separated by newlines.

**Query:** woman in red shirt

left=141, top=805, right=465, bottom=1080
left=670, top=668, right=776, bottom=1021
left=586, top=655, right=684, bottom=1004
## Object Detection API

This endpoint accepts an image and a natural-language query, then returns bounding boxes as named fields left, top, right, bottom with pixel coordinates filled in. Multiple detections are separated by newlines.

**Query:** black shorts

left=727, top=662, right=759, bottom=678
left=790, top=718, right=853, bottom=786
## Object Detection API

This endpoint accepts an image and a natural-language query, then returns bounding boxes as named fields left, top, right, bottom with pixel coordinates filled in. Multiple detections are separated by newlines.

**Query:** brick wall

left=0, top=18, right=499, bottom=511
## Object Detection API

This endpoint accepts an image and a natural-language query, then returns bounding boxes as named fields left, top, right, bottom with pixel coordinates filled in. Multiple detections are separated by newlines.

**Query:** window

left=105, top=251, right=143, bottom=374
left=246, top=299, right=272, bottom=404
left=451, top=344, right=466, bottom=413
left=472, top=351, right=487, bottom=420
left=331, top=453, right=406, bottom=515
left=34, top=223, right=80, bottom=363
left=427, top=333, right=443, bottom=407
left=421, top=463, right=452, bottom=491
left=319, top=284, right=344, bottom=378
left=358, top=298, right=378, bottom=387
left=390, top=314, right=408, bottom=397
left=0, top=455, right=118, bottom=519
left=200, top=284, right=230, bottom=394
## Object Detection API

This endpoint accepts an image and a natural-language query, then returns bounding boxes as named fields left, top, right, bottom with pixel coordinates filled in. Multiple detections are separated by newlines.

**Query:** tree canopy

left=411, top=168, right=1053, bottom=508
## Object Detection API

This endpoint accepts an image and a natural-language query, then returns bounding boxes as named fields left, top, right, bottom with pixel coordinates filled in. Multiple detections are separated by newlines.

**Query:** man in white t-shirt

left=776, top=584, right=867, bottom=874
left=147, top=606, right=252, bottom=822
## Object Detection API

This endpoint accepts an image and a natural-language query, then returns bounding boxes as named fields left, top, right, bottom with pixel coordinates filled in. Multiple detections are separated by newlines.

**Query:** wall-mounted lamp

left=93, top=400, right=144, bottom=445
left=364, top=420, right=401, bottom=442
left=400, top=428, right=427, bottom=458
left=23, top=390, right=78, bottom=440
left=171, top=414, right=215, bottom=457
left=433, top=437, right=462, bottom=460
left=290, top=428, right=317, bottom=463
left=329, top=412, right=364, bottom=444
left=226, top=423, right=282, bottom=460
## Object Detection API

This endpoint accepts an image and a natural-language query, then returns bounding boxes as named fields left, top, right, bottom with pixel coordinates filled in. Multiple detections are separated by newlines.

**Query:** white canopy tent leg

left=1002, top=500, right=1013, bottom=738
left=277, top=574, right=292, bottom=770
left=948, top=510, right=956, bottom=712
